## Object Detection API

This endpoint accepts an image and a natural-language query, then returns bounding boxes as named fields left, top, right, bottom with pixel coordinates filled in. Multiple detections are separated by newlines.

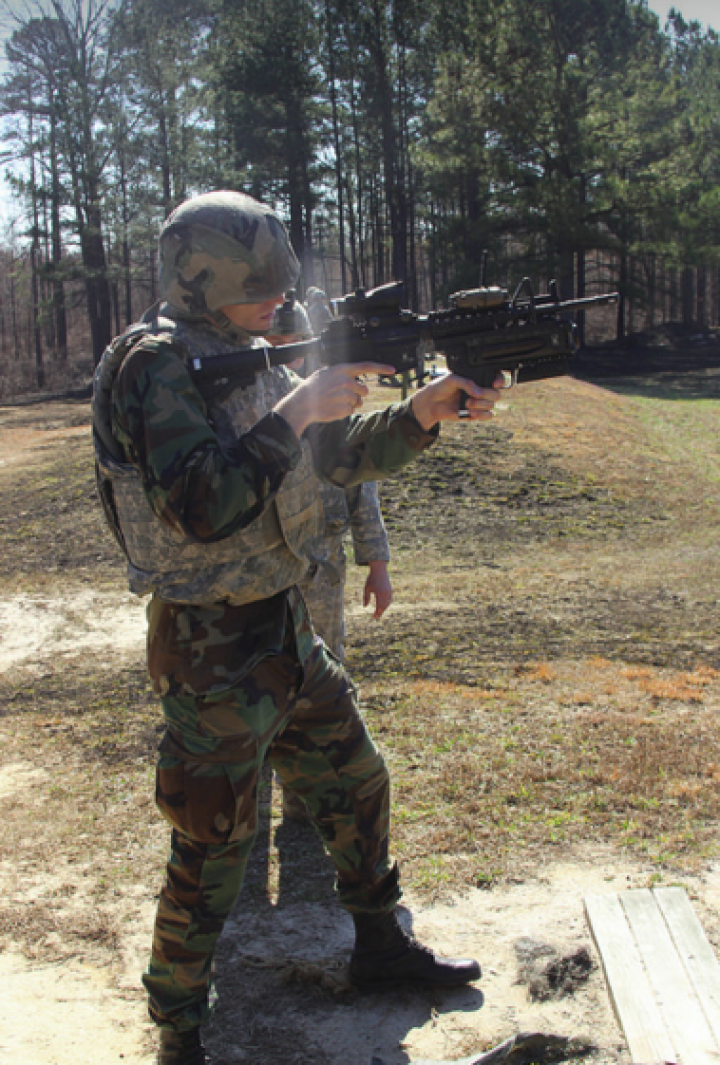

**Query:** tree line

left=1, top=0, right=719, bottom=394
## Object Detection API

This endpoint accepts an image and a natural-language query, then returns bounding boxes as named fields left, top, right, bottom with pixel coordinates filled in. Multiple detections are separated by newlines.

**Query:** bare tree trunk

left=118, top=136, right=133, bottom=326
left=669, top=266, right=679, bottom=320
left=28, top=104, right=45, bottom=389
left=407, top=159, right=417, bottom=310
left=370, top=174, right=384, bottom=286
left=697, top=265, right=706, bottom=328
left=628, top=256, right=637, bottom=336
left=49, top=106, right=68, bottom=362
left=159, top=107, right=173, bottom=215
left=617, top=250, right=627, bottom=340
left=326, top=0, right=346, bottom=295
left=72, top=184, right=113, bottom=365
left=345, top=174, right=360, bottom=291
left=682, top=266, right=694, bottom=328
left=368, top=0, right=406, bottom=283
left=284, top=88, right=314, bottom=286
left=0, top=281, right=6, bottom=357
left=428, top=200, right=437, bottom=308
left=349, top=74, right=367, bottom=289
left=645, top=252, right=656, bottom=329
left=111, top=278, right=120, bottom=335
left=10, top=271, right=20, bottom=360
left=558, top=244, right=575, bottom=302
left=41, top=194, right=55, bottom=353
left=575, top=176, right=586, bottom=346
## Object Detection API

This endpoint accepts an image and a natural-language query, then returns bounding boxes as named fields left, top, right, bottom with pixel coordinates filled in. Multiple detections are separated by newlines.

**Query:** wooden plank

left=584, top=892, right=676, bottom=1062
left=622, top=889, right=720, bottom=1065
left=655, top=886, right=720, bottom=1048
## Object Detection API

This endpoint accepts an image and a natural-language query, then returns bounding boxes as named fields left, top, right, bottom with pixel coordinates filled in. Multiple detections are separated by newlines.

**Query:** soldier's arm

left=113, top=341, right=304, bottom=543
left=279, top=363, right=502, bottom=488
left=346, top=482, right=390, bottom=566
left=346, top=483, right=393, bottom=618
left=306, top=398, right=438, bottom=487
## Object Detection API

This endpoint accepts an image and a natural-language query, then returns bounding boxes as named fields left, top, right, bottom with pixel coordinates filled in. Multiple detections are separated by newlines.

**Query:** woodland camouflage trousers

left=142, top=639, right=400, bottom=1031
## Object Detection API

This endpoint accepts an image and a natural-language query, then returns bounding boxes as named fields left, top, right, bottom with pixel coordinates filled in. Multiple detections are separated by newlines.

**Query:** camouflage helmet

left=271, top=293, right=314, bottom=339
left=158, top=191, right=300, bottom=320
left=306, top=286, right=328, bottom=303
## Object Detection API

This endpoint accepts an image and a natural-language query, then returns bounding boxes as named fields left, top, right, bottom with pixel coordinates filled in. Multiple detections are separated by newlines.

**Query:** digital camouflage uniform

left=305, top=286, right=334, bottom=335
left=92, top=191, right=438, bottom=1033
left=300, top=480, right=390, bottom=659
left=274, top=307, right=391, bottom=661
left=269, top=298, right=390, bottom=822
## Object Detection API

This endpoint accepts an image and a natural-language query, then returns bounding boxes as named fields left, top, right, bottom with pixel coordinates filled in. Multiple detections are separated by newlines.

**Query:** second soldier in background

left=267, top=293, right=393, bottom=819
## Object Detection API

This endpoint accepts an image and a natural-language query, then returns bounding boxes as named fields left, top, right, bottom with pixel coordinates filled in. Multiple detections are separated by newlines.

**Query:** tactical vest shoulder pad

left=92, top=323, right=149, bottom=468
left=91, top=320, right=191, bottom=560
left=91, top=320, right=190, bottom=470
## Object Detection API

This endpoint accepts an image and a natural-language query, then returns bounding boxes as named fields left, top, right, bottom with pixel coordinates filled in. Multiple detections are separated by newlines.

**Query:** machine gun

left=306, top=277, right=618, bottom=389
left=188, top=277, right=618, bottom=396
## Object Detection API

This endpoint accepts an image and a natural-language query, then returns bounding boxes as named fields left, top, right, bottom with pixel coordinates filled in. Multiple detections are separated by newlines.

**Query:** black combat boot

left=349, top=910, right=481, bottom=990
left=157, top=1028, right=207, bottom=1065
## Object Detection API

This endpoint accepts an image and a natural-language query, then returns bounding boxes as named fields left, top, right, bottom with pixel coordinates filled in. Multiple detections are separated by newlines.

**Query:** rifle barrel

left=532, top=292, right=619, bottom=312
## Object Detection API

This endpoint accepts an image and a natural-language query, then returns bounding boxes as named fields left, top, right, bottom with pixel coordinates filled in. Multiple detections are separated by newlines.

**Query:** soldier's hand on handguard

left=411, top=372, right=510, bottom=431
left=274, top=362, right=396, bottom=438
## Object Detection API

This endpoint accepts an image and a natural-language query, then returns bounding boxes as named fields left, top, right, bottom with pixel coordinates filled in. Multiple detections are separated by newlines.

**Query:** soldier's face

left=221, top=296, right=284, bottom=335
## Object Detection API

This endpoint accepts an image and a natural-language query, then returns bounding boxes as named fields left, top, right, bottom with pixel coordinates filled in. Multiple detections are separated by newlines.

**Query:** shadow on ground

left=206, top=777, right=484, bottom=1065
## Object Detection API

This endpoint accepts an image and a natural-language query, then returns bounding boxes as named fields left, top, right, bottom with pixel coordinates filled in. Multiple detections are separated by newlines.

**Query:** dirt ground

left=3, top=332, right=720, bottom=1064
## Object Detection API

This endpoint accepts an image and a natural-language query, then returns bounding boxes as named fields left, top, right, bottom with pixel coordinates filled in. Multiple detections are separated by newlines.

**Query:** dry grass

left=358, top=657, right=720, bottom=894
left=0, top=661, right=165, bottom=960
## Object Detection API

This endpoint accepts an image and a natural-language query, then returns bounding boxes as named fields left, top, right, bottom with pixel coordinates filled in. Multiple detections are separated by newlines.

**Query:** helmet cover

left=271, top=296, right=314, bottom=339
left=159, top=191, right=300, bottom=318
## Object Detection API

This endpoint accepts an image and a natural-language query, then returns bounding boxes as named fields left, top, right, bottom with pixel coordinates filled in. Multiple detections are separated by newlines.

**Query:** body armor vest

left=93, top=317, right=322, bottom=605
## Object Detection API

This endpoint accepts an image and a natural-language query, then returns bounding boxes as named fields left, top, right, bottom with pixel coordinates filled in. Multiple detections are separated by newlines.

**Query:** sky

left=646, top=0, right=718, bottom=31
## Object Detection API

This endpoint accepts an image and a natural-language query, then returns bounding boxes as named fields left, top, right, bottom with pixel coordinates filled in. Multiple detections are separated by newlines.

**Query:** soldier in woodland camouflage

left=92, top=191, right=505, bottom=1065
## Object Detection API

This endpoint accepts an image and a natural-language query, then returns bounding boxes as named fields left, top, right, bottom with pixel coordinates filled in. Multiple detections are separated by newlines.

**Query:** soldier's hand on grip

left=411, top=372, right=508, bottom=430
left=274, top=362, right=396, bottom=437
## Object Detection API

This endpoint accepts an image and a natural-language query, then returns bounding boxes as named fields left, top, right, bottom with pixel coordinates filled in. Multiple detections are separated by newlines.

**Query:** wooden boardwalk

left=585, top=887, right=720, bottom=1064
